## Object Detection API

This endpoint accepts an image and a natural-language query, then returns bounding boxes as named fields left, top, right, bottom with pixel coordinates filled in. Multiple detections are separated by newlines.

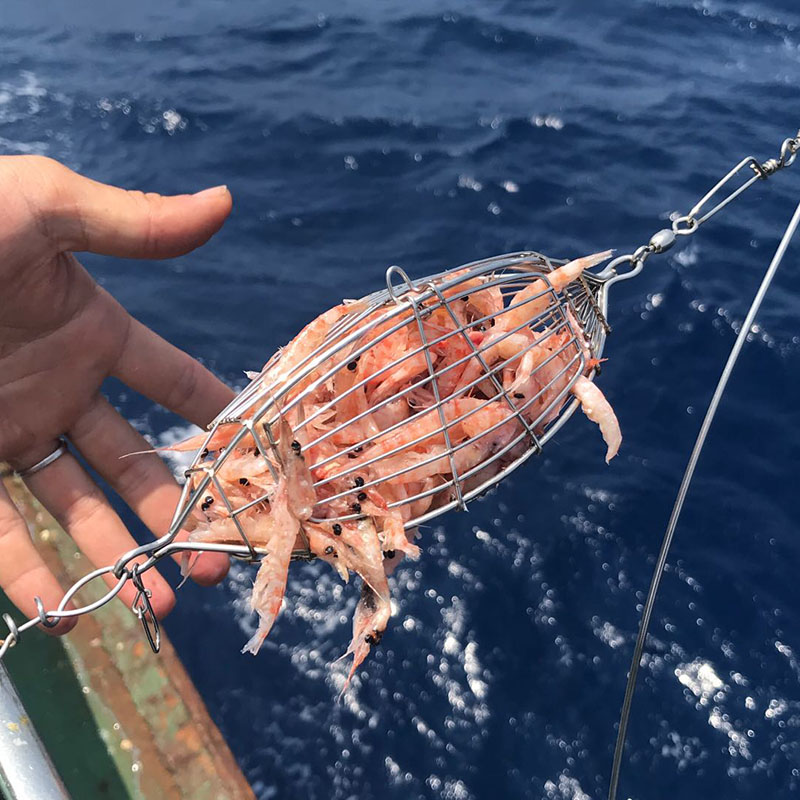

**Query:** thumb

left=25, top=156, right=232, bottom=259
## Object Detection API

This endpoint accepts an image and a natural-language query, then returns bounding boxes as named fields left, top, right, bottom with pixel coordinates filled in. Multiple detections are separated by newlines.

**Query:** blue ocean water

left=2, top=1, right=800, bottom=797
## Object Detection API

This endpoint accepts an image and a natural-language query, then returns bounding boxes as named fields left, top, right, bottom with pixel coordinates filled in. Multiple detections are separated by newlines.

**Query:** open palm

left=0, top=155, right=235, bottom=631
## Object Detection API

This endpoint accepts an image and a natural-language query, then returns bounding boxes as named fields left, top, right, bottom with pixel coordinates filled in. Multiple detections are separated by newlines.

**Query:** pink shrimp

left=571, top=375, right=621, bottom=463
left=450, top=396, right=523, bottom=450
left=377, top=445, right=451, bottom=484
left=358, top=322, right=410, bottom=392
left=335, top=517, right=393, bottom=694
left=441, top=273, right=504, bottom=321
left=406, top=477, right=439, bottom=520
left=422, top=306, right=466, bottom=355
left=303, top=522, right=351, bottom=583
left=523, top=328, right=580, bottom=429
left=354, top=402, right=459, bottom=463
left=156, top=422, right=247, bottom=454
left=380, top=515, right=421, bottom=560
left=368, top=326, right=429, bottom=404
left=264, top=299, right=367, bottom=386
left=339, top=582, right=392, bottom=697
left=323, top=351, right=382, bottom=449
left=455, top=327, right=537, bottom=395
left=276, top=414, right=316, bottom=520
left=370, top=397, right=410, bottom=432
left=241, top=480, right=300, bottom=654
left=506, top=326, right=570, bottom=400
left=501, top=250, right=613, bottom=333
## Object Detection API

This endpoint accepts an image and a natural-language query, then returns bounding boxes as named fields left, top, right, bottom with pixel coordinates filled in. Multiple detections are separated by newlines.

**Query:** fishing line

left=607, top=196, right=800, bottom=800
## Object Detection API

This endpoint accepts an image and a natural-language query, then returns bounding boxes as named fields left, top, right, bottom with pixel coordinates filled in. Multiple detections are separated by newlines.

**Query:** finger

left=20, top=155, right=232, bottom=258
left=0, top=481, right=76, bottom=635
left=69, top=396, right=229, bottom=586
left=113, top=317, right=235, bottom=428
left=22, top=452, right=175, bottom=619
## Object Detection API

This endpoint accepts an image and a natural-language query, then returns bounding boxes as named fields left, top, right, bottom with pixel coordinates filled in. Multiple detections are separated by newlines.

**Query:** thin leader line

left=608, top=196, right=800, bottom=800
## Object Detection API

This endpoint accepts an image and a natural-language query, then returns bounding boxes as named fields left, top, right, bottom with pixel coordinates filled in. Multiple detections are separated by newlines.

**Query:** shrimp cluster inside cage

left=160, top=249, right=619, bottom=675
left=167, top=250, right=612, bottom=561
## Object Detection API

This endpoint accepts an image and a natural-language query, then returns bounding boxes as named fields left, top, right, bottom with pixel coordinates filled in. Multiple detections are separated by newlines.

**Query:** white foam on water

left=0, top=70, right=57, bottom=153
left=673, top=241, right=699, bottom=268
left=0, top=136, right=48, bottom=154
left=659, top=730, right=706, bottom=771
left=675, top=658, right=752, bottom=759
left=591, top=618, right=626, bottom=650
left=543, top=773, right=591, bottom=800
left=530, top=114, right=564, bottom=130
left=431, top=595, right=490, bottom=724
left=161, top=108, right=185, bottom=134
left=457, top=174, right=483, bottom=192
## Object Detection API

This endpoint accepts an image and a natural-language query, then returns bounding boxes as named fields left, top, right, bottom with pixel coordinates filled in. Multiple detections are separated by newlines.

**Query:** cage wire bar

left=0, top=129, right=797, bottom=800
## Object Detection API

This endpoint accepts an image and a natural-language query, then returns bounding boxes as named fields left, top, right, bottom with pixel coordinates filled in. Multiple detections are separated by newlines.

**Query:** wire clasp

left=602, top=129, right=800, bottom=284
left=131, top=565, right=161, bottom=654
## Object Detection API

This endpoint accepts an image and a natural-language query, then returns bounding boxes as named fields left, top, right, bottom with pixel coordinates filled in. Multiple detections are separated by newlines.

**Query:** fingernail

left=193, top=184, right=228, bottom=199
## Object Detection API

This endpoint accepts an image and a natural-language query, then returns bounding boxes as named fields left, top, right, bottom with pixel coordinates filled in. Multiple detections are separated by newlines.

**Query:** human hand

left=0, top=155, right=236, bottom=634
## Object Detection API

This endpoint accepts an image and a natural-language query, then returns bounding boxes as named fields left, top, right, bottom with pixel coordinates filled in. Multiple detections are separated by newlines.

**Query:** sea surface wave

left=2, top=1, right=799, bottom=797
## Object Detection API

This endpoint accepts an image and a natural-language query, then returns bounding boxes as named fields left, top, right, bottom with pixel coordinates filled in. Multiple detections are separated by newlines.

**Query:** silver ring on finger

left=15, top=437, right=69, bottom=478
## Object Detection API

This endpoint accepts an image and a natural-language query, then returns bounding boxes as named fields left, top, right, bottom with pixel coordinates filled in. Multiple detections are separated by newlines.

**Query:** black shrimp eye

left=332, top=524, right=342, bottom=535
left=324, top=546, right=335, bottom=555
left=200, top=449, right=209, bottom=459
left=383, top=549, right=396, bottom=559
left=353, top=445, right=363, bottom=453
left=346, top=360, right=358, bottom=371
left=365, top=634, right=376, bottom=645
left=239, top=477, right=250, bottom=486
left=347, top=453, right=358, bottom=459
left=291, top=440, right=302, bottom=455
left=351, top=502, right=362, bottom=513
left=201, top=502, right=210, bottom=511
left=513, top=392, right=525, bottom=399
left=357, top=491, right=367, bottom=502
left=354, top=476, right=365, bottom=487
left=204, top=496, right=214, bottom=505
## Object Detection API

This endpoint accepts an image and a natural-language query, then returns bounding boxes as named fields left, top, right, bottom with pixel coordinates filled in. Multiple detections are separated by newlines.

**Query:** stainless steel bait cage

left=166, top=249, right=616, bottom=563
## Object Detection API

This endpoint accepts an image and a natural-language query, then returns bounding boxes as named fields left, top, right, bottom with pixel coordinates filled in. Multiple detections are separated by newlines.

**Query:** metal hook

left=34, top=597, right=59, bottom=629
left=130, top=566, right=161, bottom=654
left=385, top=265, right=421, bottom=303
left=0, top=614, right=19, bottom=658
left=598, top=253, right=645, bottom=286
